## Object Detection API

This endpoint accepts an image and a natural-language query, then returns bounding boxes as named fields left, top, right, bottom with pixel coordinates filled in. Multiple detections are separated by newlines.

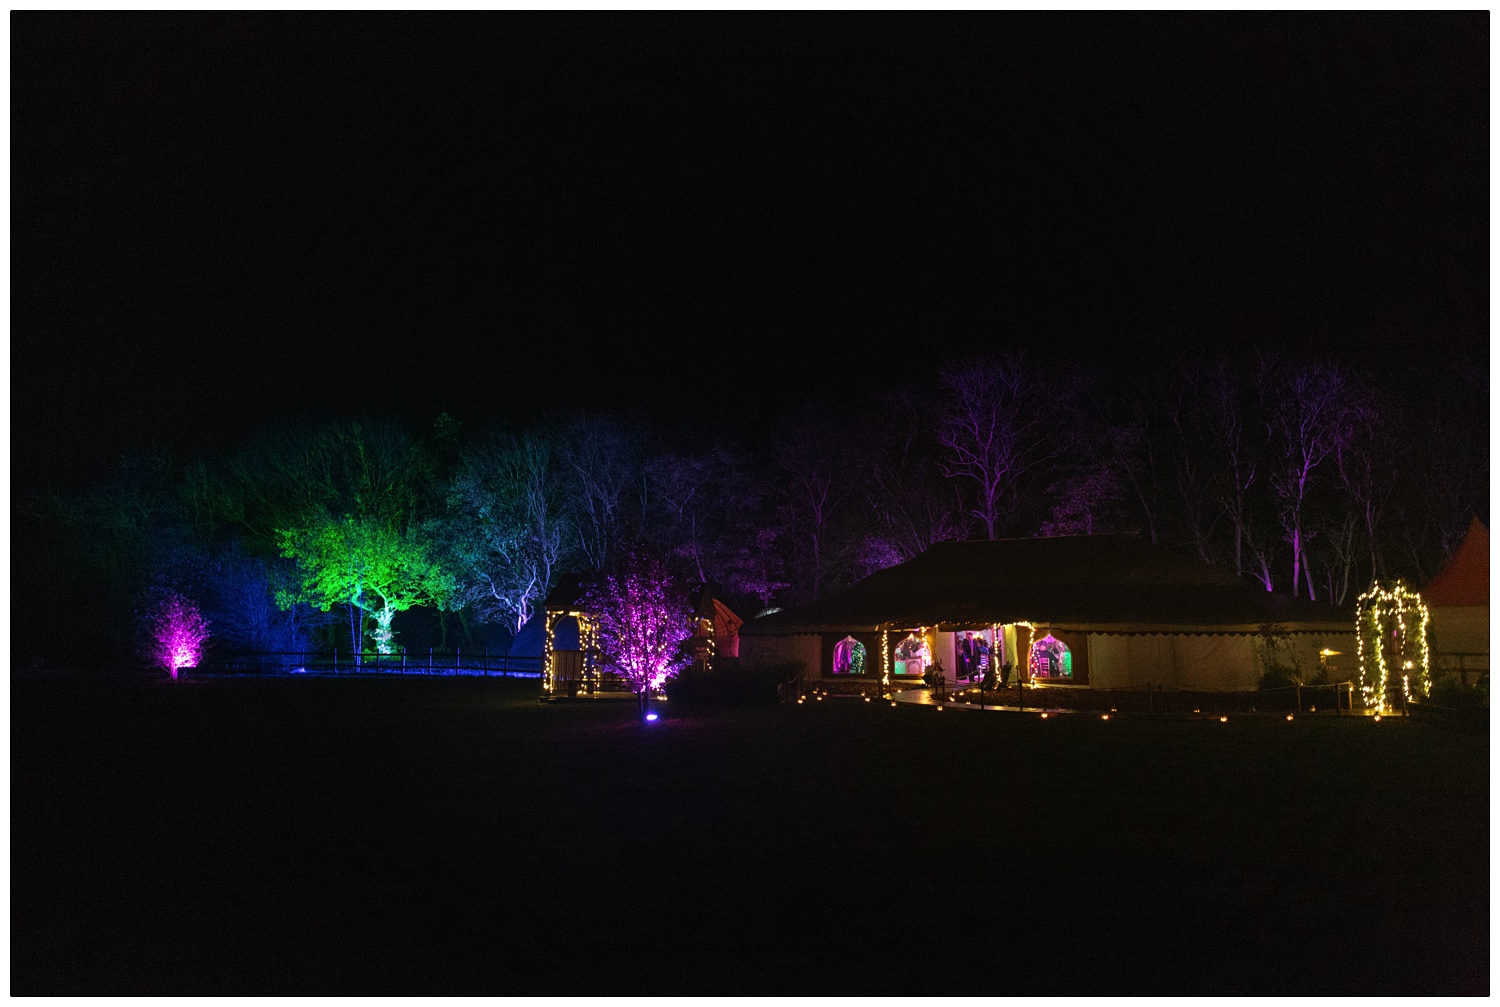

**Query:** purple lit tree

left=721, top=526, right=791, bottom=613
left=1175, top=354, right=1277, bottom=590
left=1330, top=379, right=1391, bottom=603
left=1039, top=461, right=1126, bottom=537
left=581, top=545, right=694, bottom=714
left=150, top=591, right=210, bottom=681
left=1258, top=357, right=1353, bottom=600
left=935, top=352, right=1058, bottom=540
left=866, top=387, right=968, bottom=558
left=771, top=407, right=859, bottom=601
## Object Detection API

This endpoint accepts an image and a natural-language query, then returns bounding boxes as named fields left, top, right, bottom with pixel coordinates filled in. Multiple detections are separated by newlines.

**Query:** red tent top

left=1424, top=517, right=1489, bottom=608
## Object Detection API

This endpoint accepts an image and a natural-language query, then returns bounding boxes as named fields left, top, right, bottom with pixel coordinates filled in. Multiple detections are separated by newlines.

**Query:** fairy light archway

left=1355, top=581, right=1431, bottom=714
left=543, top=609, right=599, bottom=696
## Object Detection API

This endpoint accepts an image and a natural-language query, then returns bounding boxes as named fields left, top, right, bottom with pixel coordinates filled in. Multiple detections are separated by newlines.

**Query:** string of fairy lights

left=1354, top=581, right=1431, bottom=715
left=542, top=608, right=599, bottom=695
left=875, top=621, right=1042, bottom=689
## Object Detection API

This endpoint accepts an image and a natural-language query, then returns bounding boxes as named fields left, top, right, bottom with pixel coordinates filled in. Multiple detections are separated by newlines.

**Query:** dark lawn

left=11, top=674, right=1488, bottom=995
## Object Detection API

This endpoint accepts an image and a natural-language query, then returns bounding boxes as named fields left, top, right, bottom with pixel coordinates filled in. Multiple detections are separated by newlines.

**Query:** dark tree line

left=18, top=348, right=1486, bottom=666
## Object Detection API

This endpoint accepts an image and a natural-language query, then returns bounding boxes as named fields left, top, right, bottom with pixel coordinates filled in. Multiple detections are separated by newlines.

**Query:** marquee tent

left=740, top=534, right=1356, bottom=692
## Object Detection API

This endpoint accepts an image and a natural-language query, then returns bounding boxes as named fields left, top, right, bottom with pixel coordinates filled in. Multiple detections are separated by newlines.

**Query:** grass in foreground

left=11, top=674, right=1488, bottom=994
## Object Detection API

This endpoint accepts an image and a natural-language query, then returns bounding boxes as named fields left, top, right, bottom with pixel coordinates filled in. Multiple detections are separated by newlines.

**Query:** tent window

left=832, top=636, right=867, bottom=675
left=893, top=634, right=928, bottom=677
left=1029, top=634, right=1072, bottom=679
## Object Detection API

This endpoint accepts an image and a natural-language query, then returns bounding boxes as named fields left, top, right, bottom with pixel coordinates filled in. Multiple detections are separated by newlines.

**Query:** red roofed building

left=1425, top=518, right=1489, bottom=682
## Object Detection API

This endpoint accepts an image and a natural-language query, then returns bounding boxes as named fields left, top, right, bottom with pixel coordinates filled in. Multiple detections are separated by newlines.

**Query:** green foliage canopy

left=276, top=515, right=454, bottom=654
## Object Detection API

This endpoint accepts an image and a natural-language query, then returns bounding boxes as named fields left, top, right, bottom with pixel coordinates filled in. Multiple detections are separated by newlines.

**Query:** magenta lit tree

left=151, top=591, right=211, bottom=681
left=582, top=546, right=693, bottom=704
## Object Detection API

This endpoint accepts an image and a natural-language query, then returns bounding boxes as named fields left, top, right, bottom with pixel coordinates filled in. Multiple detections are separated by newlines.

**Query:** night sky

left=12, top=14, right=1489, bottom=489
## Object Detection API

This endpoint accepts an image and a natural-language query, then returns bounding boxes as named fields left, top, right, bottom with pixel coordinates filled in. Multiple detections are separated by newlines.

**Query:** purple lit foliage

left=1039, top=462, right=1126, bottom=538
left=581, top=546, right=694, bottom=694
left=935, top=352, right=1059, bottom=541
left=151, top=591, right=210, bottom=681
left=1258, top=357, right=1356, bottom=601
left=771, top=408, right=860, bottom=602
left=867, top=386, right=968, bottom=558
left=849, top=536, right=905, bottom=582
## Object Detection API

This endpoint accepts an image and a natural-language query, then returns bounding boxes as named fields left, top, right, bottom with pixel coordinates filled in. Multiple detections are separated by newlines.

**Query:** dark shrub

left=664, top=658, right=802, bottom=706
left=1257, top=666, right=1303, bottom=691
left=1430, top=673, right=1489, bottom=710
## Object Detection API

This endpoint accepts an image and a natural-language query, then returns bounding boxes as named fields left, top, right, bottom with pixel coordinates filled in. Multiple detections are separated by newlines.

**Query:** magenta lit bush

left=151, top=592, right=211, bottom=681
left=582, top=546, right=693, bottom=694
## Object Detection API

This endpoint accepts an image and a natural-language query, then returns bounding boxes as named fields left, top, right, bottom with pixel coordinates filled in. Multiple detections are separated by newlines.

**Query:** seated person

left=981, top=663, right=997, bottom=690
left=924, top=659, right=945, bottom=690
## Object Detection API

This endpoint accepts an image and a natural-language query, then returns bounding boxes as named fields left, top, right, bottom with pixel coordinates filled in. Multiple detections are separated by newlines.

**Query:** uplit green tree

left=276, top=515, right=454, bottom=655
left=232, top=419, right=447, bottom=652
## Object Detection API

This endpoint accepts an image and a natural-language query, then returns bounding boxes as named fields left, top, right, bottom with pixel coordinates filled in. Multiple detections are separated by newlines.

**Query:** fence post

left=458, top=647, right=462, bottom=677
left=429, top=647, right=433, bottom=674
left=1296, top=684, right=1302, bottom=713
left=483, top=648, right=488, bottom=676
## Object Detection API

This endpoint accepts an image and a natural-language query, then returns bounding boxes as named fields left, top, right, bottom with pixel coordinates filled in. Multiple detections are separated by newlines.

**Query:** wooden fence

left=192, top=649, right=543, bottom=678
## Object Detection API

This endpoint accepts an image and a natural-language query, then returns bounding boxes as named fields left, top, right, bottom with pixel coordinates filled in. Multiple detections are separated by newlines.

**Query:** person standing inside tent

left=957, top=631, right=975, bottom=682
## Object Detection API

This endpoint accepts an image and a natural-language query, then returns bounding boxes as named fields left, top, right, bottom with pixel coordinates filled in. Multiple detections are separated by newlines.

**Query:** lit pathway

left=888, top=687, right=1068, bottom=714
left=883, top=688, right=1376, bottom=719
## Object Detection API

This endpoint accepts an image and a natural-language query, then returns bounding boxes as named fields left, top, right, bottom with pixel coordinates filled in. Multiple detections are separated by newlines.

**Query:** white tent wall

left=1178, top=635, right=1262, bottom=690
left=1087, top=634, right=1259, bottom=691
left=1090, top=631, right=1357, bottom=691
left=1429, top=607, right=1488, bottom=665
left=936, top=630, right=958, bottom=681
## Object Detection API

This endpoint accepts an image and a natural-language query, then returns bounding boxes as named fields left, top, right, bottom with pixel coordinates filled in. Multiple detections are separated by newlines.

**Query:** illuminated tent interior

left=739, top=534, right=1357, bottom=692
left=1423, top=517, right=1489, bottom=682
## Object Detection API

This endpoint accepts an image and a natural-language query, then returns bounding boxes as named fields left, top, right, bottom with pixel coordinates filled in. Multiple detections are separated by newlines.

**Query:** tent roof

left=1424, top=517, right=1489, bottom=608
left=543, top=573, right=588, bottom=612
left=691, top=585, right=744, bottom=638
left=743, top=533, right=1354, bottom=634
left=712, top=597, right=744, bottom=635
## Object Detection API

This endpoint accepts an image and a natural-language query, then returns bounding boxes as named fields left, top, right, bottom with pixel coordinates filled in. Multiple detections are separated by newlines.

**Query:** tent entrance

left=923, top=625, right=1023, bottom=686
